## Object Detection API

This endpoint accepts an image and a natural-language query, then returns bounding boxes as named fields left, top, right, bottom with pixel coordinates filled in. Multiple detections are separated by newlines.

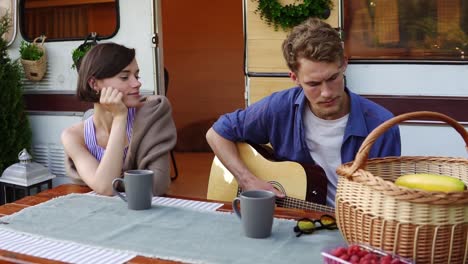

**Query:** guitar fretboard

left=275, top=196, right=335, bottom=214
left=236, top=188, right=335, bottom=214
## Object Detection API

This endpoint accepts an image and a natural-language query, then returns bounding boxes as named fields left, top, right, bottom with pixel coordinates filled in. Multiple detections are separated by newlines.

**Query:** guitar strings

left=236, top=189, right=334, bottom=213
left=276, top=196, right=334, bottom=214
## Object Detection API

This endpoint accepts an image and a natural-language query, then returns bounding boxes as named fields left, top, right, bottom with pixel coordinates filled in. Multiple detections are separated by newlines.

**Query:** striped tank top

left=84, top=108, right=136, bottom=161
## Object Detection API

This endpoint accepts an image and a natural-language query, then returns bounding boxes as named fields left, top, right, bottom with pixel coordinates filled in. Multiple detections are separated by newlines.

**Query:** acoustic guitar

left=207, top=142, right=335, bottom=214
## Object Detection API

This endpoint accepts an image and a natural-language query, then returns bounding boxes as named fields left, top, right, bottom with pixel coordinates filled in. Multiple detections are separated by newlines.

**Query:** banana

left=395, top=173, right=466, bottom=192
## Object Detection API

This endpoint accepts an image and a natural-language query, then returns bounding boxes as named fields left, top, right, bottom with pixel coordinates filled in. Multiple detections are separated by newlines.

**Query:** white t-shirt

left=303, top=107, right=349, bottom=207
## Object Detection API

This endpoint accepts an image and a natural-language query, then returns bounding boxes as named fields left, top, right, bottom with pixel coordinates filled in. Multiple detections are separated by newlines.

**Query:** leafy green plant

left=71, top=43, right=94, bottom=70
left=0, top=14, right=32, bottom=174
left=19, top=40, right=44, bottom=61
left=254, top=0, right=333, bottom=31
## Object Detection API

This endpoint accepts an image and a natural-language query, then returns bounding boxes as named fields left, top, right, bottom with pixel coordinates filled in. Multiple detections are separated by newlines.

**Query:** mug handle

left=112, top=178, right=127, bottom=202
left=232, top=197, right=241, bottom=219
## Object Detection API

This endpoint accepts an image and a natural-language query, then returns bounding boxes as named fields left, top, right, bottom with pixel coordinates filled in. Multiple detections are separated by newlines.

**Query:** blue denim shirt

left=213, top=87, right=401, bottom=165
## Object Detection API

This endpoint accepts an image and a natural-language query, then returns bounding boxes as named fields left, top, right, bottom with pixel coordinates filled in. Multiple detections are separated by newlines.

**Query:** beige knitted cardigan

left=65, top=96, right=177, bottom=195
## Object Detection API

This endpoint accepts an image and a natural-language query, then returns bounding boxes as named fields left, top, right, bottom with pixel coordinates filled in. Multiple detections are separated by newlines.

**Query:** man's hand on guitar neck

left=239, top=173, right=286, bottom=198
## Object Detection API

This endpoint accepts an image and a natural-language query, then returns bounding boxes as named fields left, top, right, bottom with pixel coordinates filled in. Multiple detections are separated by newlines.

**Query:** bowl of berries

left=322, top=244, right=414, bottom=264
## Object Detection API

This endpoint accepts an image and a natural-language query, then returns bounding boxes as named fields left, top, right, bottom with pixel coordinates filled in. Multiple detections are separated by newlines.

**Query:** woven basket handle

left=33, top=35, right=46, bottom=46
left=347, top=111, right=468, bottom=174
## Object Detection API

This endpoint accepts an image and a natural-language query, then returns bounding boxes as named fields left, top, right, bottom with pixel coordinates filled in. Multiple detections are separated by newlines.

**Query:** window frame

left=342, top=0, right=468, bottom=65
left=18, top=0, right=121, bottom=42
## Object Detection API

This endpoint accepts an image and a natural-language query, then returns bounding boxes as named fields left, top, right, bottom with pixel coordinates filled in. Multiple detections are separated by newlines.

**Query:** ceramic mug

left=112, top=170, right=153, bottom=210
left=232, top=190, right=276, bottom=238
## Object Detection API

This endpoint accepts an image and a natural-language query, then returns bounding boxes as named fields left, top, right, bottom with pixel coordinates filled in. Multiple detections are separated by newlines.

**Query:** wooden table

left=0, top=184, right=328, bottom=264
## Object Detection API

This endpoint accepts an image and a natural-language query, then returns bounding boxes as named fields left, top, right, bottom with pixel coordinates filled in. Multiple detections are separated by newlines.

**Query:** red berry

left=331, top=247, right=347, bottom=257
left=380, top=255, right=392, bottom=264
left=339, top=254, right=350, bottom=261
left=350, top=255, right=360, bottom=262
left=348, top=245, right=360, bottom=255
left=330, top=248, right=339, bottom=256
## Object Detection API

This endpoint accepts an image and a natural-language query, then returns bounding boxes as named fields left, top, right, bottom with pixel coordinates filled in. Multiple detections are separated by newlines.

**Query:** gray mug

left=112, top=170, right=153, bottom=210
left=232, top=190, right=276, bottom=238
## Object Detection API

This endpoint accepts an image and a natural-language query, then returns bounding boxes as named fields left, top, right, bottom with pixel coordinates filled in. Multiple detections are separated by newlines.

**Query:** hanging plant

left=71, top=33, right=98, bottom=71
left=71, top=43, right=94, bottom=70
left=19, top=36, right=47, bottom=81
left=253, top=0, right=333, bottom=30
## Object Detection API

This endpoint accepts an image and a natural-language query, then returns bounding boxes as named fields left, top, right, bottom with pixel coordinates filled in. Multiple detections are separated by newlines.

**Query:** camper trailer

left=2, top=0, right=468, bottom=190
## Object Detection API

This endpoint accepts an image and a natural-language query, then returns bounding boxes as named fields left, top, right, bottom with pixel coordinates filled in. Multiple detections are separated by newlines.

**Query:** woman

left=62, top=43, right=176, bottom=196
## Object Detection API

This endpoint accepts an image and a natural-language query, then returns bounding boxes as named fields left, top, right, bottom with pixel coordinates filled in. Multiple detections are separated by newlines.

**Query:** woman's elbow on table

left=92, top=184, right=115, bottom=196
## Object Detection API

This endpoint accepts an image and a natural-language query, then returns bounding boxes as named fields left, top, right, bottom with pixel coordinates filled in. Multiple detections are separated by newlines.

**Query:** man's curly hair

left=282, top=18, right=344, bottom=73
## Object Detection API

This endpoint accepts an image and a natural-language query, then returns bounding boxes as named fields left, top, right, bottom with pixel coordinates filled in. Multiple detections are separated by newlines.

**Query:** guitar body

left=207, top=142, right=307, bottom=202
left=207, top=142, right=334, bottom=213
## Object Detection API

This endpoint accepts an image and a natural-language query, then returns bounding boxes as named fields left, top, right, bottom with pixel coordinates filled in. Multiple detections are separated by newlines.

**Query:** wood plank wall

left=245, top=0, right=339, bottom=104
left=246, top=0, right=339, bottom=73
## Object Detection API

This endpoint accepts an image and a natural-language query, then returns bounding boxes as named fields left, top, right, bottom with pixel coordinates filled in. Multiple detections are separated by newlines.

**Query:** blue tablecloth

left=0, top=194, right=344, bottom=263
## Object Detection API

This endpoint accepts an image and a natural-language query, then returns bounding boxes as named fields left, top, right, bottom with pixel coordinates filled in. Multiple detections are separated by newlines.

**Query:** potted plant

left=71, top=33, right=98, bottom=71
left=0, top=13, right=32, bottom=175
left=71, top=42, right=94, bottom=71
left=19, top=36, right=47, bottom=81
left=19, top=40, right=44, bottom=60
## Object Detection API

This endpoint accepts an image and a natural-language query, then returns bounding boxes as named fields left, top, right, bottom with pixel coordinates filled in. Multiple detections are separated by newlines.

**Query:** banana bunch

left=395, top=173, right=466, bottom=192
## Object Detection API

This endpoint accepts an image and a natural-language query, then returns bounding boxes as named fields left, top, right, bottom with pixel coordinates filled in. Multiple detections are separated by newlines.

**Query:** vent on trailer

left=31, top=144, right=66, bottom=177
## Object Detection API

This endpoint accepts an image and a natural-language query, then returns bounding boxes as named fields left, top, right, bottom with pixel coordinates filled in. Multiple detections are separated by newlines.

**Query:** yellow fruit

left=297, top=220, right=315, bottom=230
left=395, top=173, right=466, bottom=192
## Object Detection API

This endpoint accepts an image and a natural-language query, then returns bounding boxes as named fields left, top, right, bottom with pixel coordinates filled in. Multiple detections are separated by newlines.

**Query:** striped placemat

left=0, top=194, right=224, bottom=264
left=153, top=196, right=223, bottom=211
left=87, top=191, right=224, bottom=211
left=0, top=228, right=136, bottom=264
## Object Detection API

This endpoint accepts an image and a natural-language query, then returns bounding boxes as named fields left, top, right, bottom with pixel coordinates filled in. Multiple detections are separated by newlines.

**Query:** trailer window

left=20, top=0, right=118, bottom=41
left=1, top=0, right=17, bottom=46
left=344, top=0, right=468, bottom=62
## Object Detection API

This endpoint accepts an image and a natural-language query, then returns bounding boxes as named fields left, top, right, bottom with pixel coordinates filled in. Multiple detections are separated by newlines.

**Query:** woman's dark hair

left=76, top=43, right=136, bottom=102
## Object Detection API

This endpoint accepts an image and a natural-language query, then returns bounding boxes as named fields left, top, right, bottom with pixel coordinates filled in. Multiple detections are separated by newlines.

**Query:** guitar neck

left=275, top=196, right=335, bottom=214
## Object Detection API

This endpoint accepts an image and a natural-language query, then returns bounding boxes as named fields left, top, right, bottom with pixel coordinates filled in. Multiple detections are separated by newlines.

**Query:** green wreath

left=254, top=0, right=333, bottom=30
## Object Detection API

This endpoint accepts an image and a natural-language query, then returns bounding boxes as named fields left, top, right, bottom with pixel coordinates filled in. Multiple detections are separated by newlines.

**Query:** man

left=206, top=18, right=400, bottom=207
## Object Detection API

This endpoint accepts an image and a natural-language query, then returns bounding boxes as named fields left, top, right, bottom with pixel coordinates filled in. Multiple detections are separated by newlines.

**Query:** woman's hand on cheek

left=99, top=87, right=128, bottom=117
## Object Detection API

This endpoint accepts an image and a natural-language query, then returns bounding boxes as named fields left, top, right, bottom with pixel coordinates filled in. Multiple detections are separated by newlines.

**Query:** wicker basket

left=336, top=111, right=468, bottom=264
left=21, top=36, right=47, bottom=81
